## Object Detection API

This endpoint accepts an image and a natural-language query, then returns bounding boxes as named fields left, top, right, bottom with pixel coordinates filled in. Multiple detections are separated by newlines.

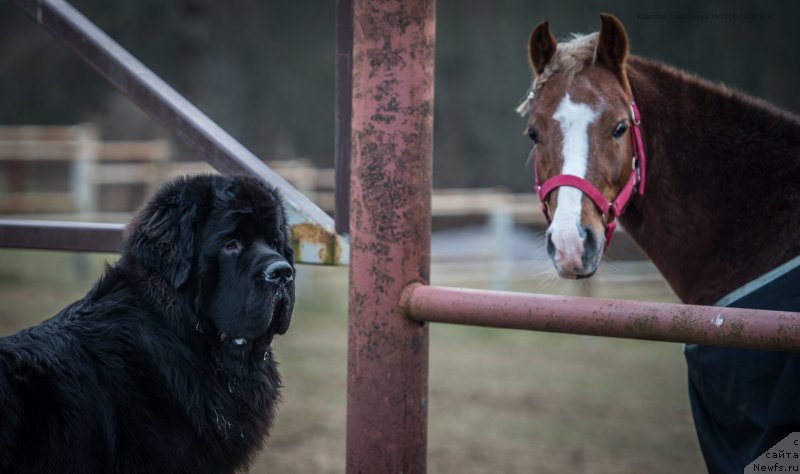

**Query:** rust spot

left=670, top=311, right=708, bottom=341
left=290, top=222, right=346, bottom=265
left=625, top=315, right=658, bottom=338
left=542, top=314, right=560, bottom=332
left=593, top=316, right=621, bottom=336
left=720, top=319, right=746, bottom=345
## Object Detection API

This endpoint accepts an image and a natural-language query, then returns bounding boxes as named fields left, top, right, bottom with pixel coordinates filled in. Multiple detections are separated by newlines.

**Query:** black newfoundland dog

left=0, top=175, right=295, bottom=473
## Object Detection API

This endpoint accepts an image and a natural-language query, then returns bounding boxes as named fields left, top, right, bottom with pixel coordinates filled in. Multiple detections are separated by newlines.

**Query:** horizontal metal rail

left=404, top=284, right=800, bottom=352
left=6, top=0, right=348, bottom=264
left=0, top=220, right=123, bottom=253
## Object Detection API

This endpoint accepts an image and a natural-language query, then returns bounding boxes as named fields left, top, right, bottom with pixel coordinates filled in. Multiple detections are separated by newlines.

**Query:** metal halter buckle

left=630, top=103, right=641, bottom=126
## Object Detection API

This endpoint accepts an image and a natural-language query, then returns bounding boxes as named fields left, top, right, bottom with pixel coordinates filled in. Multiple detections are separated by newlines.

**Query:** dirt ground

left=0, top=250, right=705, bottom=473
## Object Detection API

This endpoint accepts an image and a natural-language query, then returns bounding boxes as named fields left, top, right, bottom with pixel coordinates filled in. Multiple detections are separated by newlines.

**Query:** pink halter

left=534, top=101, right=646, bottom=252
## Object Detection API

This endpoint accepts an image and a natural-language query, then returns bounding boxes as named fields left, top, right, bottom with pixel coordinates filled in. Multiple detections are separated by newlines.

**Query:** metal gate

left=0, top=0, right=347, bottom=265
left=343, top=1, right=800, bottom=472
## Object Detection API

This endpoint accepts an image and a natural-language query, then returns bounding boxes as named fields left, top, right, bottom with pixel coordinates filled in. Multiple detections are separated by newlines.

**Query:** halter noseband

left=534, top=101, right=646, bottom=252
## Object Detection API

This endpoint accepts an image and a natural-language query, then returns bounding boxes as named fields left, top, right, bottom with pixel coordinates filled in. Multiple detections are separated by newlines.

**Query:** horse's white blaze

left=549, top=93, right=598, bottom=272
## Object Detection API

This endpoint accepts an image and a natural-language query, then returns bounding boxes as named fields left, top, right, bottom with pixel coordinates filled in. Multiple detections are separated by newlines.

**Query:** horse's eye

left=223, top=240, right=242, bottom=254
left=527, top=127, right=539, bottom=144
left=612, top=121, right=628, bottom=139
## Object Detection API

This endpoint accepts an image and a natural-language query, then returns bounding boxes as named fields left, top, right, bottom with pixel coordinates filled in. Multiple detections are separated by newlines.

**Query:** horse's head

left=519, top=14, right=643, bottom=279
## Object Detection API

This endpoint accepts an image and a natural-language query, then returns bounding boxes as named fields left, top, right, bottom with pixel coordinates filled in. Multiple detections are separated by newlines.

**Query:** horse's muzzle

left=546, top=224, right=602, bottom=279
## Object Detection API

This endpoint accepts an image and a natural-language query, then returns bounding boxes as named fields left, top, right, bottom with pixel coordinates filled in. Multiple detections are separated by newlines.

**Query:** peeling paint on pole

left=347, top=0, right=434, bottom=472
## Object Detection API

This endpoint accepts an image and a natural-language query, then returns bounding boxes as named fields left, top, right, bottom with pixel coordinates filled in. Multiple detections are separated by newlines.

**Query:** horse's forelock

left=517, top=32, right=599, bottom=116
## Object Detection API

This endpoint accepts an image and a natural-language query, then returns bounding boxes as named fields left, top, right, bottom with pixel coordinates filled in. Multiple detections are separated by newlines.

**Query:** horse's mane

left=516, top=32, right=598, bottom=116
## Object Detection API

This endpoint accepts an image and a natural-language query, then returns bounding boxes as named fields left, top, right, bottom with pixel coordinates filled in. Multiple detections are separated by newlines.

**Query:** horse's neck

left=621, top=57, right=800, bottom=305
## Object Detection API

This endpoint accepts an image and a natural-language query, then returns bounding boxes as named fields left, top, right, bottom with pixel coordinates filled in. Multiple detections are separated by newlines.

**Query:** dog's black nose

left=265, top=260, right=293, bottom=284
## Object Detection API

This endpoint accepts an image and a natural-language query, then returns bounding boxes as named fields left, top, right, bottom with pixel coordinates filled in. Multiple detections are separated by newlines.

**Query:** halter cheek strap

left=535, top=101, right=646, bottom=252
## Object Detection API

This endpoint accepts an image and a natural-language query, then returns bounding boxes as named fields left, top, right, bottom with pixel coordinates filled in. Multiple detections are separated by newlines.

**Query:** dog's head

left=125, top=175, right=295, bottom=364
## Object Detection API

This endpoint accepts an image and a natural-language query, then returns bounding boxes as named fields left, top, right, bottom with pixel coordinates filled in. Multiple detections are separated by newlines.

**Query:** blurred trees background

left=0, top=0, right=797, bottom=192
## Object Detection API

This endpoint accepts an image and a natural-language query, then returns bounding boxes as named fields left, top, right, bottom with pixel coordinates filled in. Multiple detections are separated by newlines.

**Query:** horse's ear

left=528, top=20, right=557, bottom=76
left=595, top=13, right=629, bottom=81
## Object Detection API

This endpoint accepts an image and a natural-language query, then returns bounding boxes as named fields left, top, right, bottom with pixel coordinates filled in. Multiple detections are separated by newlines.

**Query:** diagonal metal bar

left=7, top=0, right=348, bottom=264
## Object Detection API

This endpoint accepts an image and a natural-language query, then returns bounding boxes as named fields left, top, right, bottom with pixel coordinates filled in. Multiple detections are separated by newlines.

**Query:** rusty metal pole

left=347, top=0, right=435, bottom=472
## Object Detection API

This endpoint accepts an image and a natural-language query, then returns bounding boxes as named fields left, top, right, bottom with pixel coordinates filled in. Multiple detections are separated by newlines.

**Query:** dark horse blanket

left=685, top=255, right=800, bottom=473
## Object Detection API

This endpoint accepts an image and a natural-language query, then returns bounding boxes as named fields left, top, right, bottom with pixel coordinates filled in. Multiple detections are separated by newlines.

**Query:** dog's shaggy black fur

left=0, top=175, right=295, bottom=473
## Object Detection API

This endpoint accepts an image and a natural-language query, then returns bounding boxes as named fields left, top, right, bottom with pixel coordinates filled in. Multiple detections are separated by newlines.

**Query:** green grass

left=0, top=251, right=705, bottom=473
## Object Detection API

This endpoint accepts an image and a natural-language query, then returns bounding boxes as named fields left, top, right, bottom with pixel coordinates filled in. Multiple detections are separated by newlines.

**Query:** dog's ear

left=127, top=179, right=204, bottom=288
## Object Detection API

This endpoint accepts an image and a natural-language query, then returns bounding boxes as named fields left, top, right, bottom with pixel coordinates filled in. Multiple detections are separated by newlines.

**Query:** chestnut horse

left=517, top=14, right=800, bottom=472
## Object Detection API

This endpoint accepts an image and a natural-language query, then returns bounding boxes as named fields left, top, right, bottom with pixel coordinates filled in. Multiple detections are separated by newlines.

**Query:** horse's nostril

left=546, top=231, right=556, bottom=259
left=265, top=260, right=293, bottom=284
left=581, top=226, right=598, bottom=267
left=583, top=226, right=597, bottom=251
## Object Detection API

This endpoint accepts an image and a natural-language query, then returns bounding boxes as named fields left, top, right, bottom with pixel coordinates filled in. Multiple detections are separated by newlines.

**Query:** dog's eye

left=223, top=240, right=242, bottom=254
left=271, top=238, right=280, bottom=249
